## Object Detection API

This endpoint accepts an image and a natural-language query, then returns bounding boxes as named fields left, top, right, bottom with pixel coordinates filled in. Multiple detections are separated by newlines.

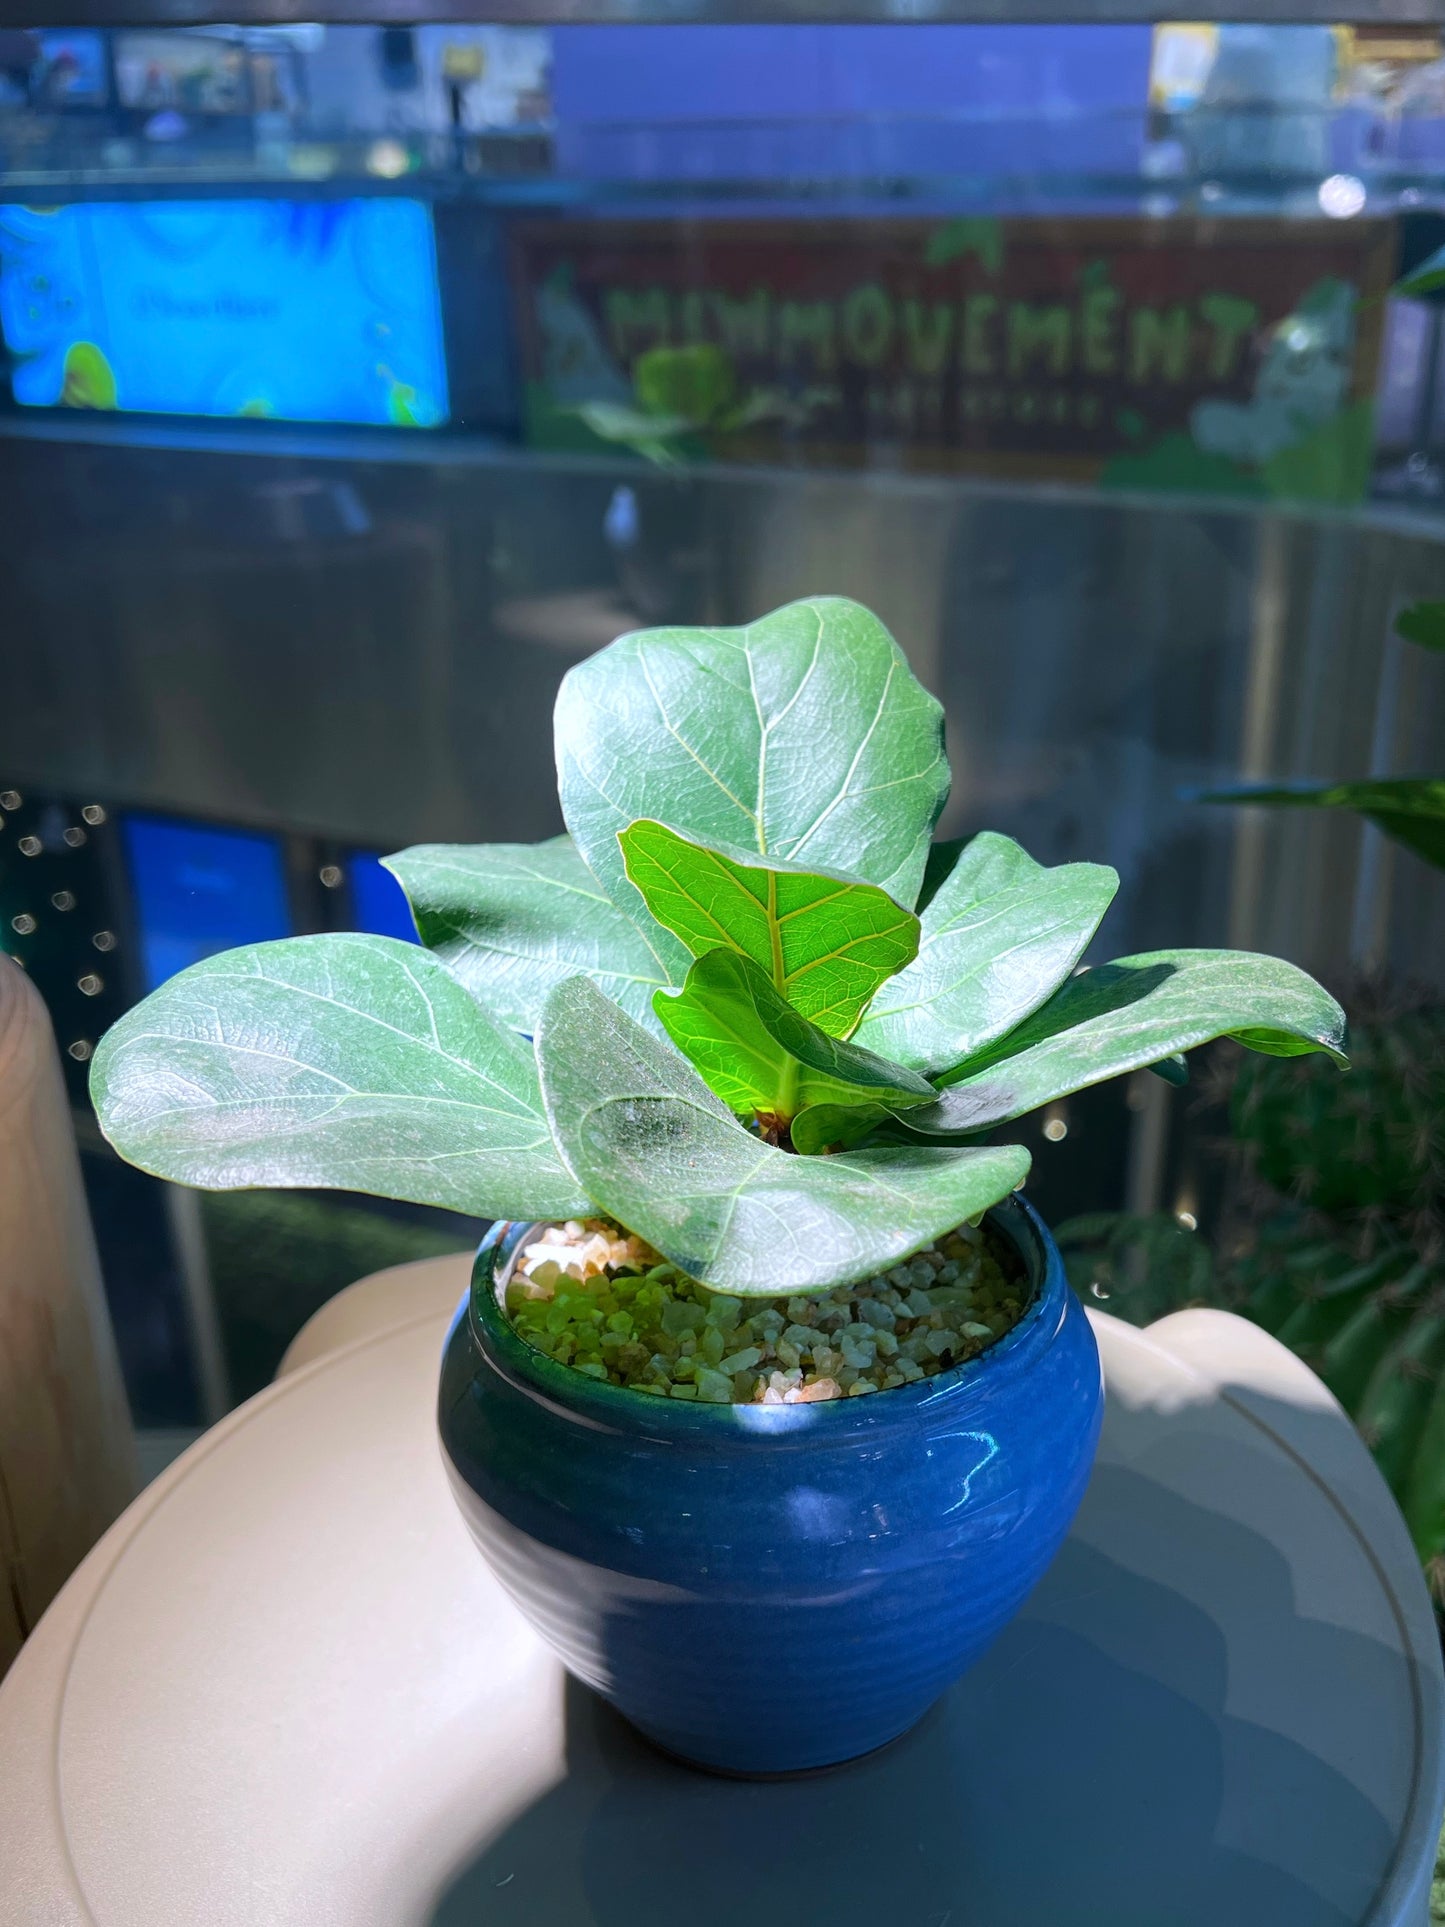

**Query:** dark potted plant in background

left=91, top=596, right=1344, bottom=1775
left=1062, top=599, right=1445, bottom=1594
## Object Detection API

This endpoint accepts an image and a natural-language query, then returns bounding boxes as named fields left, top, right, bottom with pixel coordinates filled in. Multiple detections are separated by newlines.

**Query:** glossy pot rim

left=465, top=1193, right=1072, bottom=1445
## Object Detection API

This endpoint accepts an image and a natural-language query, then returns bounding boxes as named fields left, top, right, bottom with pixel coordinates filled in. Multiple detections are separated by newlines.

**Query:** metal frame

left=3, top=1, right=1444, bottom=31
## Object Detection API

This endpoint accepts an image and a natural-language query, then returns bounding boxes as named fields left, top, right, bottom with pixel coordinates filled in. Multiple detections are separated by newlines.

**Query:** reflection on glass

left=121, top=815, right=292, bottom=990
left=1, top=19, right=1443, bottom=1435
left=0, top=198, right=448, bottom=426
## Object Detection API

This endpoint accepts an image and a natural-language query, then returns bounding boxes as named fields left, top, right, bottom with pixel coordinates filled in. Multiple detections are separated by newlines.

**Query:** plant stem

left=755, top=1112, right=797, bottom=1152
left=767, top=870, right=785, bottom=990
left=774, top=1050, right=800, bottom=1122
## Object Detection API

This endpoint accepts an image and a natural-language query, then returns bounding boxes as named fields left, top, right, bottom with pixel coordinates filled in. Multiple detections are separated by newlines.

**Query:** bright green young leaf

left=854, top=832, right=1118, bottom=1073
left=653, top=947, right=933, bottom=1130
left=619, top=818, right=920, bottom=1035
left=555, top=598, right=949, bottom=942
left=895, top=950, right=1347, bottom=1138
left=1395, top=600, right=1445, bottom=654
left=385, top=834, right=679, bottom=1034
left=90, top=934, right=590, bottom=1221
left=1199, top=779, right=1445, bottom=873
left=536, top=976, right=1030, bottom=1296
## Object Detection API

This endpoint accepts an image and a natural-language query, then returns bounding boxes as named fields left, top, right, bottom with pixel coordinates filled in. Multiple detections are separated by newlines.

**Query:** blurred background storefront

left=1, top=8, right=1443, bottom=1444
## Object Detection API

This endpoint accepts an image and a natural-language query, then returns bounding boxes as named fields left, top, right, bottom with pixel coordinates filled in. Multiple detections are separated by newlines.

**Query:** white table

left=2, top=1253, right=1441, bottom=1927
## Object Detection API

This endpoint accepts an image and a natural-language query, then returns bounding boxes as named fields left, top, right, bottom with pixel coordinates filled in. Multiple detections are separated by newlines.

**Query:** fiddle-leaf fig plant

left=92, top=596, right=1347, bottom=1299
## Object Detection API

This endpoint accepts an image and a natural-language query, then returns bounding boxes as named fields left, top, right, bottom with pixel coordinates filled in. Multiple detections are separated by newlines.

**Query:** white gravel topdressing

left=503, top=1217, right=1029, bottom=1403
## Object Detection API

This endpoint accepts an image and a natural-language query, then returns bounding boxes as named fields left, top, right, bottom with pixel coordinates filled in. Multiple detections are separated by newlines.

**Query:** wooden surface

left=0, top=957, right=135, bottom=1678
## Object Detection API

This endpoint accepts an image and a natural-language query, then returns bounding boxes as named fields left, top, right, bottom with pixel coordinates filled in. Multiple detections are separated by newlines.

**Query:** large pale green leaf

left=619, top=818, right=919, bottom=1035
left=90, top=934, right=590, bottom=1220
left=536, top=976, right=1030, bottom=1296
left=855, top=832, right=1118, bottom=1073
left=653, top=949, right=932, bottom=1143
left=1199, top=779, right=1445, bottom=873
left=555, top=598, right=949, bottom=947
left=898, top=949, right=1347, bottom=1138
left=384, top=834, right=678, bottom=1034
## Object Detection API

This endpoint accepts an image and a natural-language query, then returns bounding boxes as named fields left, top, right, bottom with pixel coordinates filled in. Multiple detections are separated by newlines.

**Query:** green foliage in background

left=1201, top=600, right=1445, bottom=871
left=91, top=597, right=1344, bottom=1299
left=924, top=217, right=1004, bottom=275
left=1186, top=598, right=1445, bottom=1582
left=1396, top=602, right=1445, bottom=654
left=202, top=1191, right=469, bottom=1400
left=1395, top=247, right=1445, bottom=304
left=1062, top=1000, right=1445, bottom=1587
left=573, top=343, right=807, bottom=466
left=1055, top=1210, right=1217, bottom=1330
left=1232, top=1005, right=1445, bottom=1217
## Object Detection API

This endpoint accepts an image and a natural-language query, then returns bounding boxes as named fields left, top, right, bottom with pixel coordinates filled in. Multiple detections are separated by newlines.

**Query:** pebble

left=504, top=1218, right=1029, bottom=1405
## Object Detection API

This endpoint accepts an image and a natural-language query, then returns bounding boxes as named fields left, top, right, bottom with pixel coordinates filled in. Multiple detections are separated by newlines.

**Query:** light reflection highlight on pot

left=786, top=1485, right=848, bottom=1540
left=938, top=1431, right=1001, bottom=1516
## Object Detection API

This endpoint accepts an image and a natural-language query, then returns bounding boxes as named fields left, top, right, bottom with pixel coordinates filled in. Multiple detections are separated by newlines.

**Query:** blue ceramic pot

left=438, top=1195, right=1102, bottom=1777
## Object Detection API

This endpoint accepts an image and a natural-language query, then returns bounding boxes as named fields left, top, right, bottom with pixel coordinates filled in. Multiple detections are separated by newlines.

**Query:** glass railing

left=4, top=25, right=1445, bottom=502
left=4, top=18, right=1445, bottom=1435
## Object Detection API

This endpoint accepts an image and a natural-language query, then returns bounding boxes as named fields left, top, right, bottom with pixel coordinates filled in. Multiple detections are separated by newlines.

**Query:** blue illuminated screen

left=348, top=853, right=420, bottom=944
left=0, top=198, right=448, bottom=427
left=122, top=815, right=293, bottom=991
